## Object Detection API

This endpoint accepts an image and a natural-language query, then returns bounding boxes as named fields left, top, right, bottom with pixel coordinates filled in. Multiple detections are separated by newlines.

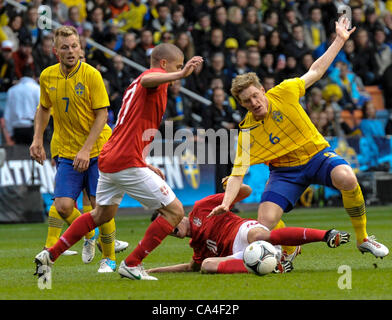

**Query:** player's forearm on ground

left=147, top=263, right=194, bottom=273
left=33, top=106, right=50, bottom=141
left=80, top=108, right=108, bottom=153
left=222, top=176, right=244, bottom=207
left=140, top=71, right=186, bottom=88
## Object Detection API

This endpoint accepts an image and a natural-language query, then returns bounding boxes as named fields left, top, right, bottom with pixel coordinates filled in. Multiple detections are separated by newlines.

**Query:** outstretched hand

left=207, top=204, right=230, bottom=218
left=181, top=56, right=203, bottom=78
left=335, top=16, right=356, bottom=41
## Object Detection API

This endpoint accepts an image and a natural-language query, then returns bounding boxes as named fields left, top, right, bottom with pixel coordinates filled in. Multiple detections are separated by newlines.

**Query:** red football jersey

left=99, top=68, right=169, bottom=173
left=188, top=193, right=252, bottom=264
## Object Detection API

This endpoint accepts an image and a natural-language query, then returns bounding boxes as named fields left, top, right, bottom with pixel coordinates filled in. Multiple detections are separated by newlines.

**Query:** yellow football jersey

left=50, top=122, right=60, bottom=159
left=232, top=78, right=330, bottom=176
left=39, top=61, right=112, bottom=160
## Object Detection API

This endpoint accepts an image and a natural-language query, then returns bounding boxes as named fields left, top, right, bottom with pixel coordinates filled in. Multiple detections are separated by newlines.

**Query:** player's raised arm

left=301, top=17, right=355, bottom=89
left=140, top=56, right=203, bottom=88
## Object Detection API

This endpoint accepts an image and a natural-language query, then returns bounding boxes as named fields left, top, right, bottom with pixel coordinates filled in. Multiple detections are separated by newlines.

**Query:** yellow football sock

left=273, top=219, right=297, bottom=255
left=341, top=184, right=368, bottom=243
left=99, top=218, right=116, bottom=261
left=83, top=204, right=93, bottom=214
left=45, top=205, right=64, bottom=248
left=64, top=207, right=95, bottom=239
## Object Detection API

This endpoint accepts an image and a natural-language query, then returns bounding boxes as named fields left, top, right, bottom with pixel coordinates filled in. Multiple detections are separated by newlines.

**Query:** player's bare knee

left=332, top=165, right=358, bottom=190
left=54, top=199, right=74, bottom=219
left=201, top=258, right=218, bottom=274
left=257, top=202, right=283, bottom=230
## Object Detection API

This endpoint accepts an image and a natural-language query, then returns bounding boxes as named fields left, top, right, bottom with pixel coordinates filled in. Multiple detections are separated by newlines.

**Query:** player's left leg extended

left=331, top=164, right=389, bottom=258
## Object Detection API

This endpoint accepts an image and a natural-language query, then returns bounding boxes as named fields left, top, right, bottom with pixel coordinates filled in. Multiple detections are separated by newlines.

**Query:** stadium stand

left=1, top=0, right=392, bottom=206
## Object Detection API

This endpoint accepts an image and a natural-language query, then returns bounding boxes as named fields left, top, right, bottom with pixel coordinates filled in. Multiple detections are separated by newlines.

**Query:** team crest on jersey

left=75, top=82, right=85, bottom=96
left=193, top=217, right=202, bottom=227
left=272, top=110, right=283, bottom=123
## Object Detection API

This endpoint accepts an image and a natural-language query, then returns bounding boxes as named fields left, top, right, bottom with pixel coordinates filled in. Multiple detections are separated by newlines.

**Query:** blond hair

left=230, top=72, right=263, bottom=102
left=54, top=25, right=80, bottom=47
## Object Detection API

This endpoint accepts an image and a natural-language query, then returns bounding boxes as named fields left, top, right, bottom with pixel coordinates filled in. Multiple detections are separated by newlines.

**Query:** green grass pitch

left=0, top=206, right=391, bottom=300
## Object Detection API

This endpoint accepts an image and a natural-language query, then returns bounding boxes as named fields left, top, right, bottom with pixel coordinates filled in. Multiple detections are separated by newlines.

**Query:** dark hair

left=171, top=5, right=182, bottom=15
left=198, top=11, right=210, bottom=21
left=308, top=4, right=321, bottom=14
left=292, top=23, right=304, bottom=31
left=157, top=1, right=169, bottom=11
left=263, top=9, right=279, bottom=22
left=103, top=32, right=117, bottom=44
left=21, top=66, right=34, bottom=78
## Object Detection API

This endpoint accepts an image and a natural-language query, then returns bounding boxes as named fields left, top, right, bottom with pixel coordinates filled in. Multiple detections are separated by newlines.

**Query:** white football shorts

left=230, top=221, right=270, bottom=260
left=96, top=167, right=176, bottom=209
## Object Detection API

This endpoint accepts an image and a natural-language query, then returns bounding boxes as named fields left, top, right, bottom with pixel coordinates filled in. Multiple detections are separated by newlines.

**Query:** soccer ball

left=243, top=240, right=278, bottom=276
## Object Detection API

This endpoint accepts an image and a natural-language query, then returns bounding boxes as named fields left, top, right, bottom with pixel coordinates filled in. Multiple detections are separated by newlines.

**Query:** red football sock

left=217, top=259, right=248, bottom=274
left=125, top=216, right=174, bottom=267
left=49, top=212, right=97, bottom=261
left=269, top=227, right=327, bottom=246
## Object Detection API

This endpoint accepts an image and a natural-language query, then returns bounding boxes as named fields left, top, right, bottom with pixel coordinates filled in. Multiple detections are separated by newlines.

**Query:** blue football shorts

left=54, top=156, right=99, bottom=200
left=261, top=147, right=349, bottom=212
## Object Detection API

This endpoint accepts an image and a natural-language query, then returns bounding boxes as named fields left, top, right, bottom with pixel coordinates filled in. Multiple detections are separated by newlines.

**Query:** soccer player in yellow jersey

left=30, top=26, right=124, bottom=272
left=210, top=17, right=389, bottom=258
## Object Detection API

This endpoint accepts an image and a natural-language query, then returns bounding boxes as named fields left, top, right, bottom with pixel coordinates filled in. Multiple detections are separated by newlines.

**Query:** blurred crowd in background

left=1, top=0, right=392, bottom=154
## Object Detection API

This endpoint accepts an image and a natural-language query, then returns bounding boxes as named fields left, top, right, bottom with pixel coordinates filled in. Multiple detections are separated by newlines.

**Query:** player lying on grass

left=147, top=181, right=350, bottom=275
left=209, top=17, right=389, bottom=259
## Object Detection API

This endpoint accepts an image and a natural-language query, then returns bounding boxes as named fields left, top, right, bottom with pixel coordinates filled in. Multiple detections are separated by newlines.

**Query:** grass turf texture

left=0, top=206, right=391, bottom=300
